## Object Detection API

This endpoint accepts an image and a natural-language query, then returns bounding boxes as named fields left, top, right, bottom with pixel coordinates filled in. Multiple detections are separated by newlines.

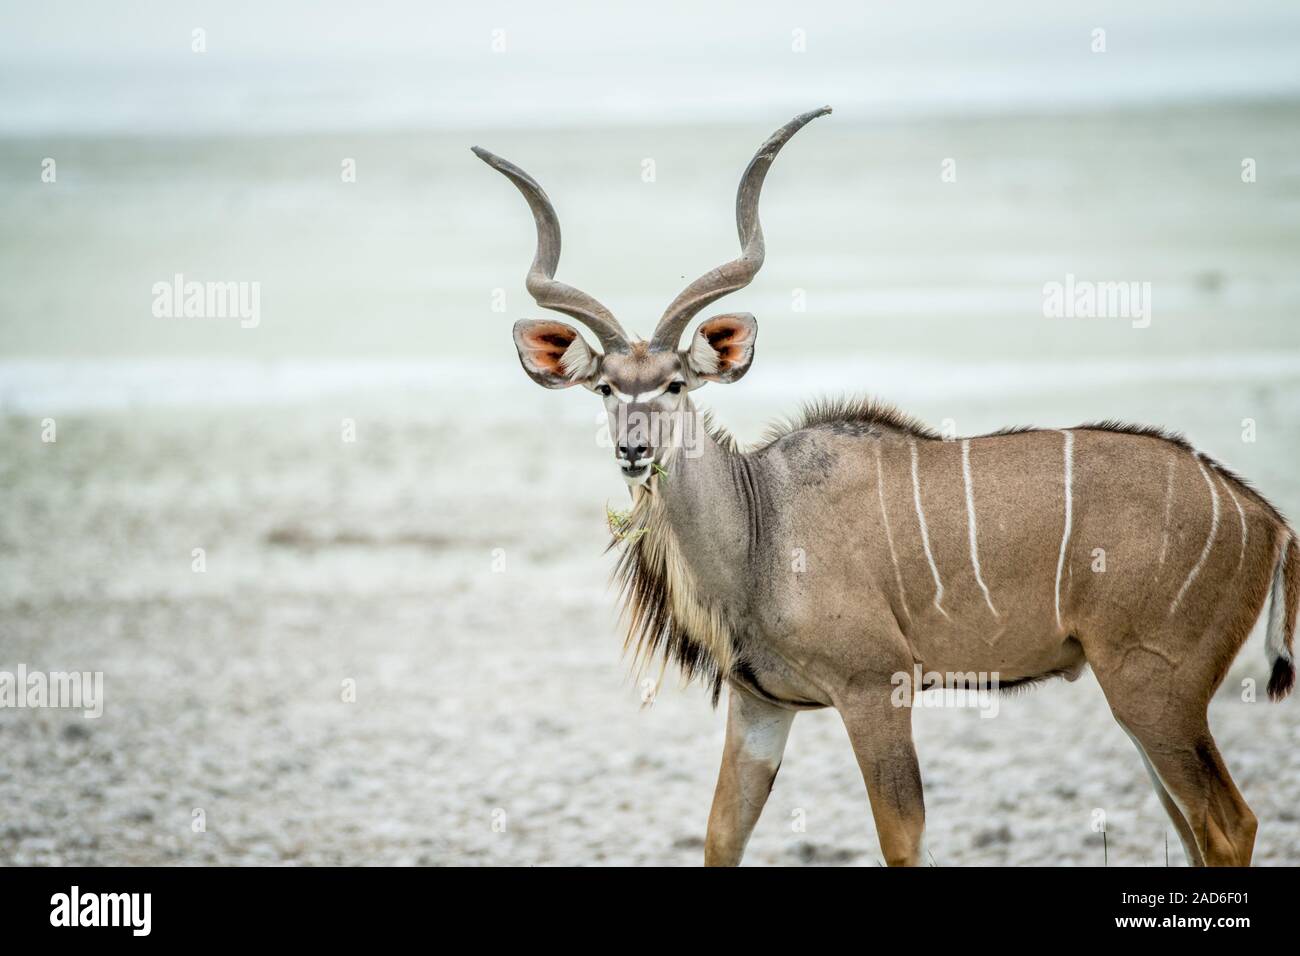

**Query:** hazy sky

left=1, top=0, right=1298, bottom=131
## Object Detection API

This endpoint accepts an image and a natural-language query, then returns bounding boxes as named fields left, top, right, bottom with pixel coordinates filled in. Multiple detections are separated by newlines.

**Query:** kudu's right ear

left=512, top=319, right=600, bottom=389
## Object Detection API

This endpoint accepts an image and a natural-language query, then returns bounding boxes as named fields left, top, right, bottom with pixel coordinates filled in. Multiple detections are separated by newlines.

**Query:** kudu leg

left=1131, top=726, right=1257, bottom=866
left=840, top=695, right=926, bottom=866
left=703, top=687, right=795, bottom=866
left=1119, top=724, right=1205, bottom=866
left=1093, top=655, right=1257, bottom=866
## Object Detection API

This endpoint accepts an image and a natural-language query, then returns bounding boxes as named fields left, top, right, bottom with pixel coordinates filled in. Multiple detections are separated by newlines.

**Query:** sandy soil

left=2, top=373, right=1298, bottom=867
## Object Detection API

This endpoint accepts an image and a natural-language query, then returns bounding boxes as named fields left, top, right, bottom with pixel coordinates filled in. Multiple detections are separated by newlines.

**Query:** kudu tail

left=1265, top=532, right=1299, bottom=701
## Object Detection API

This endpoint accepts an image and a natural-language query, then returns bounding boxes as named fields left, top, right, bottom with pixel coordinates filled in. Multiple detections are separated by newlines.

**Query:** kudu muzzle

left=615, top=403, right=654, bottom=474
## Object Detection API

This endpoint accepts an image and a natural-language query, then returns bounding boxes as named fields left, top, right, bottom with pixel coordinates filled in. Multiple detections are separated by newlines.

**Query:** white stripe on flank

left=909, top=440, right=948, bottom=619
left=1170, top=456, right=1221, bottom=614
left=1219, top=474, right=1248, bottom=571
left=875, top=449, right=911, bottom=622
left=1158, top=457, right=1175, bottom=566
left=1053, top=430, right=1074, bottom=631
left=961, top=439, right=999, bottom=618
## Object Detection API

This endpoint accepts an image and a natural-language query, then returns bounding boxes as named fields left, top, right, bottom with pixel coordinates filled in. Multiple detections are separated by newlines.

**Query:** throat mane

left=610, top=487, right=737, bottom=705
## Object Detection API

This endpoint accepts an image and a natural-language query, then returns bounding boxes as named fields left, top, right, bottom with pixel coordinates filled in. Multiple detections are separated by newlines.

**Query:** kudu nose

left=618, top=443, right=650, bottom=465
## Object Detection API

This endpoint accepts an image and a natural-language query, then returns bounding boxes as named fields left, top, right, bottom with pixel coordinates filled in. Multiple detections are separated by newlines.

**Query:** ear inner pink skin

left=512, top=319, right=593, bottom=388
left=520, top=322, right=576, bottom=371
left=692, top=313, right=757, bottom=383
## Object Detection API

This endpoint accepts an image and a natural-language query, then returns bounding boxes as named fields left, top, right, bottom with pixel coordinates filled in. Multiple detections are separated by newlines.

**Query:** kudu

left=473, top=108, right=1298, bottom=867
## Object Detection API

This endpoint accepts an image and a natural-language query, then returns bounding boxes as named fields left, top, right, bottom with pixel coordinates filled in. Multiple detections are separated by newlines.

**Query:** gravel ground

left=3, top=376, right=1297, bottom=866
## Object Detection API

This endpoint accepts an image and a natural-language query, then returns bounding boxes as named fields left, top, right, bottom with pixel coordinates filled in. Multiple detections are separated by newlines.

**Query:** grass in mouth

left=606, top=504, right=648, bottom=542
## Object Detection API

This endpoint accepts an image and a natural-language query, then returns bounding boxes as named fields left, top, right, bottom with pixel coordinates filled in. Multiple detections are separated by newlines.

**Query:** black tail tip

left=1267, top=658, right=1295, bottom=702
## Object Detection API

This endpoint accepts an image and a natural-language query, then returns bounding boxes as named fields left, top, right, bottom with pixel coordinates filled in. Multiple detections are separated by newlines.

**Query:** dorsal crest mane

left=757, top=396, right=941, bottom=448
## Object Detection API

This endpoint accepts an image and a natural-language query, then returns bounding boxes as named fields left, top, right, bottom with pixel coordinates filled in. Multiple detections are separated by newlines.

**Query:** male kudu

left=473, top=108, right=1297, bottom=866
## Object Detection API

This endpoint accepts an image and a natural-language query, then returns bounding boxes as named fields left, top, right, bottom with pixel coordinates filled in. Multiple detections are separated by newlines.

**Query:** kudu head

left=473, top=106, right=830, bottom=486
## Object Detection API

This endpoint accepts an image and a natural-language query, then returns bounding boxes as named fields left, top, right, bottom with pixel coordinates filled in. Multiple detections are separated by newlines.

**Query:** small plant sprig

left=606, top=504, right=648, bottom=542
left=652, top=462, right=669, bottom=480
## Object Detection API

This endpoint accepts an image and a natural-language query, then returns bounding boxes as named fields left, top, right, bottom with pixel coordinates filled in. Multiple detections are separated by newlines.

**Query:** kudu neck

left=653, top=400, right=757, bottom=599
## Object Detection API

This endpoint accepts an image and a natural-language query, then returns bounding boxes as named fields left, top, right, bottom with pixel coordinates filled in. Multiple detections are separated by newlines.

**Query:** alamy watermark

left=1042, top=273, right=1151, bottom=329
left=152, top=273, right=260, bottom=328
left=596, top=406, right=707, bottom=459
left=50, top=886, right=150, bottom=936
left=891, top=665, right=1001, bottom=719
left=0, top=664, right=103, bottom=718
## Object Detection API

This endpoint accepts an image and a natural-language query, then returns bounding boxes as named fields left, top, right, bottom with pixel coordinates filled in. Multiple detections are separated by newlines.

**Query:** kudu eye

left=598, top=384, right=612, bottom=396
left=667, top=382, right=684, bottom=394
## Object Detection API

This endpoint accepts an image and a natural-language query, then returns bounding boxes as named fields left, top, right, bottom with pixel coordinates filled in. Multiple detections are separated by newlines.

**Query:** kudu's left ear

left=685, top=313, right=757, bottom=383
left=513, top=319, right=599, bottom=389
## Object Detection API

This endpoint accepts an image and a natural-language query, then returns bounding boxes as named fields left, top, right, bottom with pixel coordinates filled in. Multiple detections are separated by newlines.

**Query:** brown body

left=751, top=421, right=1280, bottom=698
left=474, top=108, right=1297, bottom=866
left=616, top=404, right=1296, bottom=867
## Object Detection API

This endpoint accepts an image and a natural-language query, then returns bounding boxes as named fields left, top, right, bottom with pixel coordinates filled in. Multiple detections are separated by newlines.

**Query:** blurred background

left=1, top=1, right=1298, bottom=865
